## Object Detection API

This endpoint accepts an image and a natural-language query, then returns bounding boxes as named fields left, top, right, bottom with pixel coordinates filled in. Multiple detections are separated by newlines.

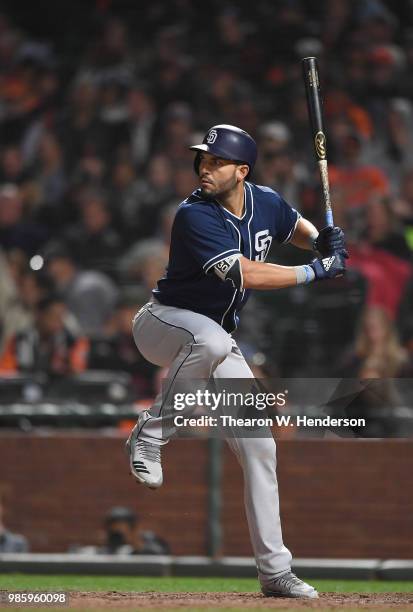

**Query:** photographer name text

left=173, top=415, right=366, bottom=428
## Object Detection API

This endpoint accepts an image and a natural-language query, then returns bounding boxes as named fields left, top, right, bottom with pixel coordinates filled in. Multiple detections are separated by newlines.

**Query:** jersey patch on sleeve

left=213, top=253, right=243, bottom=292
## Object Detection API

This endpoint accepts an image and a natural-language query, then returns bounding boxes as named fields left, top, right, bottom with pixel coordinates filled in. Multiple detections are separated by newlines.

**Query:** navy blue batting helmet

left=190, top=124, right=257, bottom=178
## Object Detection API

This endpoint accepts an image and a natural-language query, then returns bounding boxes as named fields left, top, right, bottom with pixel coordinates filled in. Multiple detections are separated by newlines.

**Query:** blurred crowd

left=0, top=0, right=413, bottom=396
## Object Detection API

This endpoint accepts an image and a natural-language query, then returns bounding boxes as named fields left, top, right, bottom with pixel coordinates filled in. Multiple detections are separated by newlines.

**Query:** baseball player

left=126, top=125, right=347, bottom=598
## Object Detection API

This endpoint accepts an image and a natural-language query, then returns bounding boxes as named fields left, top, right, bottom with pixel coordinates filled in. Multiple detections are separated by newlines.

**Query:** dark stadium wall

left=0, top=434, right=412, bottom=558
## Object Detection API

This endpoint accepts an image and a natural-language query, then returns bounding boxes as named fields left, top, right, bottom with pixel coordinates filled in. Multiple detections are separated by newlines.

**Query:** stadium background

left=0, top=0, right=413, bottom=566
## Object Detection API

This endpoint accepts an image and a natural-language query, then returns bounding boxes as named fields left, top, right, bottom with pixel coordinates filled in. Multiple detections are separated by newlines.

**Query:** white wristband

left=295, top=265, right=315, bottom=285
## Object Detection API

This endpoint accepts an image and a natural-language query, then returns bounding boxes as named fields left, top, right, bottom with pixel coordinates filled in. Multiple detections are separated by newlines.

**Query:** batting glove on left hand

left=314, top=226, right=348, bottom=259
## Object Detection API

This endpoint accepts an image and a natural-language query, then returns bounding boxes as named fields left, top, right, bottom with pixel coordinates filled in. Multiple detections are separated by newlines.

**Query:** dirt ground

left=64, top=590, right=413, bottom=610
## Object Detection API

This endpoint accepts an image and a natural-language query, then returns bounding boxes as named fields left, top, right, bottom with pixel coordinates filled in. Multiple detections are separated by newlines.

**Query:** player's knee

left=197, top=332, right=232, bottom=364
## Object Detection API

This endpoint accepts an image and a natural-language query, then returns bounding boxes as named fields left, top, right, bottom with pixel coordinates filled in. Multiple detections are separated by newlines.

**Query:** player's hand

left=309, top=251, right=346, bottom=281
left=313, top=226, right=348, bottom=259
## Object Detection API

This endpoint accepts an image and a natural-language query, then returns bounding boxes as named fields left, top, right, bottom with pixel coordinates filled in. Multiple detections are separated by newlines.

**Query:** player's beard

left=200, top=175, right=238, bottom=200
left=200, top=185, right=217, bottom=199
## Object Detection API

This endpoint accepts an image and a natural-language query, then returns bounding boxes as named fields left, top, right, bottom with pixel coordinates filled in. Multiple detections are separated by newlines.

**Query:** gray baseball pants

left=132, top=299, right=292, bottom=581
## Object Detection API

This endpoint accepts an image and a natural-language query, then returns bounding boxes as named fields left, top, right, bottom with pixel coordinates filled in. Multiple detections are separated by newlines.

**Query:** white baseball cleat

left=126, top=414, right=163, bottom=489
left=261, top=571, right=319, bottom=599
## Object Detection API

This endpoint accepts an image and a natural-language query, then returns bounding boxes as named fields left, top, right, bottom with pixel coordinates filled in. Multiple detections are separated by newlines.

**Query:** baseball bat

left=302, top=56, right=334, bottom=227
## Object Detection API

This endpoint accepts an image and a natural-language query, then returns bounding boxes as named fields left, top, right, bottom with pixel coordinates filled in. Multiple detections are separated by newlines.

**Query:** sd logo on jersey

left=255, top=229, right=272, bottom=262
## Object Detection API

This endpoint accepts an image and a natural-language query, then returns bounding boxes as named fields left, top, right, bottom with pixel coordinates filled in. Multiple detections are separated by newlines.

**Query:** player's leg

left=212, top=349, right=291, bottom=577
left=126, top=300, right=233, bottom=487
left=213, top=345, right=317, bottom=598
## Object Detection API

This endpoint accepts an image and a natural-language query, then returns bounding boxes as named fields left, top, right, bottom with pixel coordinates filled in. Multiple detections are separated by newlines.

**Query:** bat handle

left=318, top=159, right=334, bottom=227
left=325, top=208, right=334, bottom=227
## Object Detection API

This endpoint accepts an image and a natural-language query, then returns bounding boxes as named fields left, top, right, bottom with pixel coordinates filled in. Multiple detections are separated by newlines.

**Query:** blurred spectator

left=45, top=244, right=118, bottom=335
left=33, top=131, right=66, bottom=210
left=397, top=168, right=413, bottom=222
left=393, top=168, right=413, bottom=252
left=397, top=276, right=413, bottom=354
left=119, top=239, right=168, bottom=292
left=98, top=72, right=131, bottom=162
left=5, top=248, right=28, bottom=288
left=127, top=87, right=156, bottom=167
left=85, top=17, right=132, bottom=71
left=336, top=302, right=410, bottom=436
left=349, top=242, right=412, bottom=318
left=88, top=287, right=157, bottom=398
left=0, top=262, right=56, bottom=352
left=323, top=0, right=352, bottom=51
left=158, top=102, right=194, bottom=162
left=17, top=269, right=55, bottom=313
left=340, top=306, right=409, bottom=378
left=172, top=163, right=198, bottom=200
left=364, top=195, right=412, bottom=261
left=112, top=151, right=175, bottom=243
left=329, top=128, right=389, bottom=210
left=73, top=506, right=169, bottom=555
left=356, top=1, right=397, bottom=46
left=58, top=75, right=103, bottom=171
left=386, top=98, right=413, bottom=172
left=286, top=90, right=316, bottom=164
left=109, top=159, right=152, bottom=242
left=0, top=146, right=29, bottom=184
left=367, top=43, right=405, bottom=104
left=150, top=25, right=192, bottom=108
left=258, top=121, right=291, bottom=155
left=256, top=122, right=309, bottom=205
left=232, top=97, right=260, bottom=137
left=0, top=184, right=48, bottom=255
left=198, top=68, right=249, bottom=126
left=0, top=39, right=56, bottom=147
left=70, top=151, right=106, bottom=191
left=0, top=495, right=29, bottom=553
left=216, top=7, right=248, bottom=60
left=63, top=190, right=122, bottom=275
left=0, top=294, right=89, bottom=378
left=363, top=98, right=413, bottom=190
left=0, top=248, right=22, bottom=351
left=118, top=154, right=174, bottom=229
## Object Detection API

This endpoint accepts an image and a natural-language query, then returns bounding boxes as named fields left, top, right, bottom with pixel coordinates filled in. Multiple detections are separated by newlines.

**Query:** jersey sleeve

left=176, top=205, right=241, bottom=273
left=272, top=193, right=300, bottom=244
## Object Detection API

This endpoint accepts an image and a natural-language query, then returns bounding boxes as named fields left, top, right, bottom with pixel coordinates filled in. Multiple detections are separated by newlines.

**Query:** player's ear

left=236, top=164, right=249, bottom=182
